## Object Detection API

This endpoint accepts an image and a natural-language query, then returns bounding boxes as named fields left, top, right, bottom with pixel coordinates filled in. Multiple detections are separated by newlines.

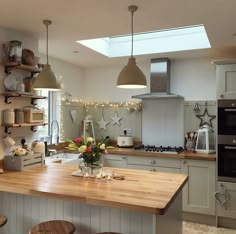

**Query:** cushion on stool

left=29, top=220, right=75, bottom=234
left=0, top=216, right=7, bottom=228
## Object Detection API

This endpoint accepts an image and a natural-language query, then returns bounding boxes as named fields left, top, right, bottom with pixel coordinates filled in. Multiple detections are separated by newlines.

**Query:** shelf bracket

left=4, top=126, right=11, bottom=134
left=4, top=96, right=11, bottom=104
left=4, top=67, right=11, bottom=74
left=31, top=126, right=37, bottom=132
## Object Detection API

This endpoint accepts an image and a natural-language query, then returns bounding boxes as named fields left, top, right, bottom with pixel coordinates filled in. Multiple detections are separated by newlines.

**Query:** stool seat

left=0, top=216, right=7, bottom=227
left=29, top=220, right=75, bottom=234
left=97, top=233, right=122, bottom=234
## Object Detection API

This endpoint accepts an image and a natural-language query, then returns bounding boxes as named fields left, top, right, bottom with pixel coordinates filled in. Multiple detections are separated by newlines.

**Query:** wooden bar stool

left=0, top=215, right=7, bottom=227
left=97, top=232, right=122, bottom=234
left=29, top=220, right=75, bottom=234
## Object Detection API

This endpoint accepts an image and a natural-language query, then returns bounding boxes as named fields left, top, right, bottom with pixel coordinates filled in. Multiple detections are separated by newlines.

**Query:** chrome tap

left=50, top=119, right=59, bottom=144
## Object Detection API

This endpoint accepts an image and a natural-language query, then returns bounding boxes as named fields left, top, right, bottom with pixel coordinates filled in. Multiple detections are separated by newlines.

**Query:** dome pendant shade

left=116, top=5, right=147, bottom=89
left=34, top=19, right=61, bottom=91
left=34, top=64, right=61, bottom=91
left=117, top=58, right=147, bottom=89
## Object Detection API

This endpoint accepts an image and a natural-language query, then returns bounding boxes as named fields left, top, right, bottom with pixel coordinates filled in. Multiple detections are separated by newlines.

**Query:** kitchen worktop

left=107, top=147, right=216, bottom=161
left=48, top=142, right=216, bottom=161
left=0, top=163, right=188, bottom=215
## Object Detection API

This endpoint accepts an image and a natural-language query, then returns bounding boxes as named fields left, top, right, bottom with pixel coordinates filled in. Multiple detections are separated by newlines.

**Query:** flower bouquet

left=66, top=137, right=108, bottom=175
left=11, top=147, right=28, bottom=156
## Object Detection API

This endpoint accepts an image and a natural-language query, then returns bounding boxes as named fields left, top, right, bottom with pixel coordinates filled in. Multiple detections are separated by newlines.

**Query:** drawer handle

left=150, top=168, right=157, bottom=172
left=150, top=160, right=156, bottom=164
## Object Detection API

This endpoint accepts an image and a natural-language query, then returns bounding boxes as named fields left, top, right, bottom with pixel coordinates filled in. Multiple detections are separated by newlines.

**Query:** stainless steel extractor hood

left=132, top=58, right=183, bottom=99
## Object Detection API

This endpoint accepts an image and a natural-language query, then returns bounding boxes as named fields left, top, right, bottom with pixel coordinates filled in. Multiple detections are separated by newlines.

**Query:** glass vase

left=78, top=154, right=104, bottom=177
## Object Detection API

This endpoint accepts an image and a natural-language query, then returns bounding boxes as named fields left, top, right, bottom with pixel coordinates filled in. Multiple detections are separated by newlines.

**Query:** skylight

left=76, top=25, right=211, bottom=57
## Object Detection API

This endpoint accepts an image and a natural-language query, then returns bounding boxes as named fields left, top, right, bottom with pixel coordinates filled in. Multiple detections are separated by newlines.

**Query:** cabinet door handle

left=183, top=160, right=187, bottom=164
left=122, top=156, right=126, bottom=160
left=225, top=146, right=236, bottom=150
left=220, top=94, right=224, bottom=98
left=150, top=168, right=157, bottom=172
left=150, top=160, right=156, bottom=164
left=225, top=109, right=236, bottom=112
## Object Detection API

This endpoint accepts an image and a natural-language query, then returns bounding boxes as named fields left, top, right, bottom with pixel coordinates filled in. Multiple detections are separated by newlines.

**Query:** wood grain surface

left=0, top=164, right=188, bottom=215
left=29, top=220, right=75, bottom=234
left=108, top=148, right=216, bottom=161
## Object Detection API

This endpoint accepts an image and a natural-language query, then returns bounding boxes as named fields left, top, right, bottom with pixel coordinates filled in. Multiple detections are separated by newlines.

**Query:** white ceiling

left=1, top=0, right=236, bottom=68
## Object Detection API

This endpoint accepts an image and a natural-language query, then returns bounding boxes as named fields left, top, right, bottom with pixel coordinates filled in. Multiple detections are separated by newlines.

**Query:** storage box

left=4, top=153, right=43, bottom=171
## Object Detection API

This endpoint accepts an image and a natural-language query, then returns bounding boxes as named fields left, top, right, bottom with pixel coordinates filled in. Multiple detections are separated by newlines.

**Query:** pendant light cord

left=43, top=20, right=52, bottom=65
left=131, top=10, right=134, bottom=58
left=46, top=23, right=49, bottom=65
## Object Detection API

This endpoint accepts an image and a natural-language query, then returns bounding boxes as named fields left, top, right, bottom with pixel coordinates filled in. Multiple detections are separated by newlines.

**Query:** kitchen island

left=0, top=164, right=188, bottom=234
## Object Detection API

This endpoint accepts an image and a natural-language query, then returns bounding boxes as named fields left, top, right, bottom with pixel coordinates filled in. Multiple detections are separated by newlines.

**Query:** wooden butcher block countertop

left=108, top=147, right=216, bottom=161
left=0, top=164, right=188, bottom=215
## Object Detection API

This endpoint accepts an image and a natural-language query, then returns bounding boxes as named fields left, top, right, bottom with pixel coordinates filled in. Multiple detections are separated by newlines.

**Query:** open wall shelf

left=4, top=62, right=41, bottom=74
left=1, top=123, right=48, bottom=134
left=1, top=92, right=47, bottom=105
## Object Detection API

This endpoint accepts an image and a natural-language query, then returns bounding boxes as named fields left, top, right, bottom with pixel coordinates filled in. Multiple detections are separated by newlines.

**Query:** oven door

left=218, top=136, right=236, bottom=182
left=218, top=99, right=236, bottom=135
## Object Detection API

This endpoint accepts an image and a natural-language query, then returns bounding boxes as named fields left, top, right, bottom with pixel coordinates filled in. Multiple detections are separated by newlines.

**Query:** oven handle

left=225, top=146, right=236, bottom=150
left=225, top=109, right=236, bottom=112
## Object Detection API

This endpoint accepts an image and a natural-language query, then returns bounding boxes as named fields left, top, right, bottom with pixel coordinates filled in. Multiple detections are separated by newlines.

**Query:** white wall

left=38, top=54, right=84, bottom=98
left=82, top=61, right=150, bottom=102
left=171, top=58, right=216, bottom=101
left=0, top=28, right=40, bottom=157
left=0, top=27, right=84, bottom=158
left=82, top=57, right=216, bottom=101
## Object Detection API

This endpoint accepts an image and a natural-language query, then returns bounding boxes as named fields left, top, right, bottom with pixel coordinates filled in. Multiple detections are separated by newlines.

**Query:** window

left=37, top=90, right=61, bottom=143
left=77, top=24, right=211, bottom=57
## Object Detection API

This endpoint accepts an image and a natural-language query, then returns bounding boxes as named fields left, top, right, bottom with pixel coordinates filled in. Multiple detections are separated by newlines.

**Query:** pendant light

left=117, top=5, right=147, bottom=89
left=34, top=20, right=61, bottom=91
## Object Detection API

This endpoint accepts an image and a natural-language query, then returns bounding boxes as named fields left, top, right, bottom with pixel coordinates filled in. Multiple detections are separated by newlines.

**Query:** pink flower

left=104, top=149, right=108, bottom=155
left=86, top=145, right=92, bottom=152
left=74, top=137, right=82, bottom=144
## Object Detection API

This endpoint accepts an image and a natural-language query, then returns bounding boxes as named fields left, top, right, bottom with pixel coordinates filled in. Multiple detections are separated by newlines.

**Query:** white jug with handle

left=31, top=141, right=45, bottom=164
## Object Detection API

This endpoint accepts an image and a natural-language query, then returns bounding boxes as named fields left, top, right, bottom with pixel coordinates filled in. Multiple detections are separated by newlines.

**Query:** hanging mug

left=3, top=136, right=15, bottom=148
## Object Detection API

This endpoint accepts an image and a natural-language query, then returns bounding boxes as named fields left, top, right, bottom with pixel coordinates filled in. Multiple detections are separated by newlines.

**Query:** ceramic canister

left=31, top=141, right=45, bottom=164
left=3, top=109, right=15, bottom=124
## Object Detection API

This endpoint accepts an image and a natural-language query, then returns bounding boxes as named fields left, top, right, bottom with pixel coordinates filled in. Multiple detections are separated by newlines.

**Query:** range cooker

left=134, top=145, right=183, bottom=154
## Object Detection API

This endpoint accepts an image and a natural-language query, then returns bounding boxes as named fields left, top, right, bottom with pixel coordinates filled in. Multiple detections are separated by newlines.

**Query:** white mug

left=3, top=136, right=15, bottom=147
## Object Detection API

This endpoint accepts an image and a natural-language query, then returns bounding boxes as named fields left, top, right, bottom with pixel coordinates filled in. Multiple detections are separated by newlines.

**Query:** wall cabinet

left=215, top=62, right=236, bottom=99
left=216, top=182, right=236, bottom=219
left=181, top=159, right=216, bottom=215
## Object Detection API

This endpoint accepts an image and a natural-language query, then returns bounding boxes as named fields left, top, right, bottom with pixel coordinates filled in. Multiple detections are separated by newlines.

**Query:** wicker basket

left=4, top=153, right=43, bottom=171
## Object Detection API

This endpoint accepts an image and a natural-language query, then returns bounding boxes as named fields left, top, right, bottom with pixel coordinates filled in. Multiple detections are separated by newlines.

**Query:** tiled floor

left=183, top=221, right=236, bottom=234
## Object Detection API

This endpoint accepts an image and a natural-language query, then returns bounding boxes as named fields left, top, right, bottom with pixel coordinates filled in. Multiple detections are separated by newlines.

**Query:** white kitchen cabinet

left=216, top=182, right=236, bottom=219
left=126, top=155, right=181, bottom=173
left=181, top=159, right=216, bottom=215
left=104, top=154, right=127, bottom=168
left=215, top=62, right=236, bottom=99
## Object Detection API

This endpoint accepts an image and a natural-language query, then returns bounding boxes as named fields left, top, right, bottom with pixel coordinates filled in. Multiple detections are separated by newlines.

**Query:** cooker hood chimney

left=132, top=58, right=183, bottom=99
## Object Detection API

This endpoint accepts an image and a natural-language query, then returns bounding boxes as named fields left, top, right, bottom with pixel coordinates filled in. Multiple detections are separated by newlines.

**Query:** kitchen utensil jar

left=3, top=109, right=15, bottom=124
left=7, top=40, right=22, bottom=63
left=15, top=109, right=24, bottom=124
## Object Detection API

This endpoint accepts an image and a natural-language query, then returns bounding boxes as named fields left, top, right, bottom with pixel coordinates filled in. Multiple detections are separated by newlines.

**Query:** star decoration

left=96, top=117, right=109, bottom=131
left=196, top=107, right=216, bottom=128
left=112, top=113, right=122, bottom=126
